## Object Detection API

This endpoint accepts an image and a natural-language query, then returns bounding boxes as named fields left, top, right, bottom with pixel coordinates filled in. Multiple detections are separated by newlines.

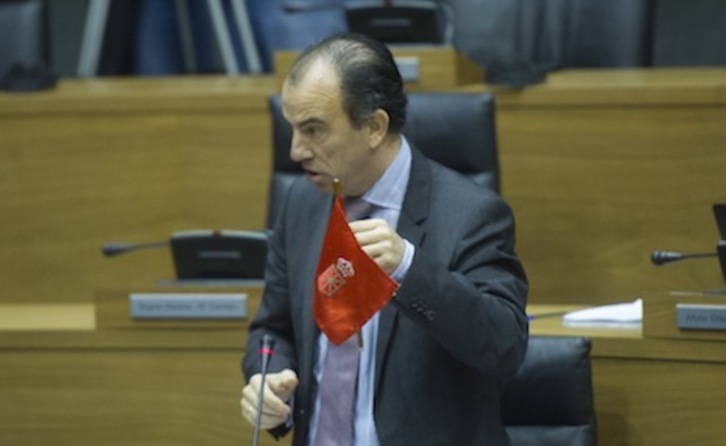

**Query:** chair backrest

left=515, top=0, right=654, bottom=69
left=452, top=0, right=653, bottom=86
left=565, top=0, right=654, bottom=68
left=0, top=0, right=54, bottom=91
left=501, top=336, right=597, bottom=446
left=266, top=92, right=499, bottom=228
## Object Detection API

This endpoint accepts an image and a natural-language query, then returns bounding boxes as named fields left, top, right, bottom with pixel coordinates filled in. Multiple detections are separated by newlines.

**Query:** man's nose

left=289, top=132, right=310, bottom=162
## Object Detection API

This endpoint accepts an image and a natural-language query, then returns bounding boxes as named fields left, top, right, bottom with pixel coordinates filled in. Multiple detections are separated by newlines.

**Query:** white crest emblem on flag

left=317, top=257, right=356, bottom=297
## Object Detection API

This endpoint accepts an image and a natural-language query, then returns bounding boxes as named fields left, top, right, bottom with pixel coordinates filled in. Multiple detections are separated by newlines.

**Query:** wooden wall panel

left=499, top=106, right=726, bottom=303
left=495, top=70, right=726, bottom=304
left=2, top=70, right=726, bottom=306
left=0, top=78, right=275, bottom=304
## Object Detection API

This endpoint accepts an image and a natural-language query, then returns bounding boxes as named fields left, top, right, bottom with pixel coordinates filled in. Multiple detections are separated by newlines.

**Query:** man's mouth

left=302, top=165, right=324, bottom=177
left=303, top=168, right=325, bottom=181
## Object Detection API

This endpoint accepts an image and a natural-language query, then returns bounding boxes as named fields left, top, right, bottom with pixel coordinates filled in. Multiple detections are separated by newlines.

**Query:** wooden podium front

left=0, top=284, right=292, bottom=446
left=5, top=295, right=726, bottom=445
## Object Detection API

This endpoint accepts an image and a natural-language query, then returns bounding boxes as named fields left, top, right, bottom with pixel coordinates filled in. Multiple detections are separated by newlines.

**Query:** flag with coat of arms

left=313, top=194, right=398, bottom=345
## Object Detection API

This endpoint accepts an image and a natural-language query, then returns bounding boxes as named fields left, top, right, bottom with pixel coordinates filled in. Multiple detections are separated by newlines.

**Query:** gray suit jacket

left=243, top=148, right=529, bottom=446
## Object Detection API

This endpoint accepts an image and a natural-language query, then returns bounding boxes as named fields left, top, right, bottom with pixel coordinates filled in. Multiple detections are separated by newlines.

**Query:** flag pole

left=332, top=178, right=342, bottom=196
left=332, top=178, right=364, bottom=351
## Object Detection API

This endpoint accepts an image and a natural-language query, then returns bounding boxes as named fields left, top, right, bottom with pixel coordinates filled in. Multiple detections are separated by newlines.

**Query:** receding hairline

left=285, top=38, right=379, bottom=86
left=283, top=57, right=339, bottom=93
left=284, top=33, right=407, bottom=132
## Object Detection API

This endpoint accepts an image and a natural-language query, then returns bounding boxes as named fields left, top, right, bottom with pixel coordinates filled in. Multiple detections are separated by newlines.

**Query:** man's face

left=281, top=60, right=376, bottom=197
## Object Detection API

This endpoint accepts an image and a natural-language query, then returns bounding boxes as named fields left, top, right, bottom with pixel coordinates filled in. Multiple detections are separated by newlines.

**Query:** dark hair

left=287, top=32, right=407, bottom=133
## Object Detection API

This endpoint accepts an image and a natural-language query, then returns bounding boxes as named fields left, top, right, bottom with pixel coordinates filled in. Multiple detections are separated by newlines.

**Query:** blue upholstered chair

left=502, top=336, right=597, bottom=446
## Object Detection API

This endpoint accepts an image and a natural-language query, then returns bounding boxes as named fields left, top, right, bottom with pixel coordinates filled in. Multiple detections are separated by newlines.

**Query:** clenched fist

left=240, top=369, right=299, bottom=430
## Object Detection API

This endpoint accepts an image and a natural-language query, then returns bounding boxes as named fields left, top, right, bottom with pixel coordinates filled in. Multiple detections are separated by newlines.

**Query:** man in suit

left=240, top=32, right=528, bottom=445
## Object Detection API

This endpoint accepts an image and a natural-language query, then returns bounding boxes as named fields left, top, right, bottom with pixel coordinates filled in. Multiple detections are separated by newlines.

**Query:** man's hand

left=349, top=218, right=405, bottom=275
left=240, top=368, right=299, bottom=429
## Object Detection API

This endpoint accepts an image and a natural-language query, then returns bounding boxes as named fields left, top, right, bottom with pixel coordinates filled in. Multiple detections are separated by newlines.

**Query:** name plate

left=130, top=293, right=247, bottom=320
left=676, top=304, right=726, bottom=331
left=394, top=57, right=420, bottom=82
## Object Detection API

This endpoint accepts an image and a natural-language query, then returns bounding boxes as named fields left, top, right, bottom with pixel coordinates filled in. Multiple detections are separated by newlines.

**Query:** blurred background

left=43, top=0, right=726, bottom=78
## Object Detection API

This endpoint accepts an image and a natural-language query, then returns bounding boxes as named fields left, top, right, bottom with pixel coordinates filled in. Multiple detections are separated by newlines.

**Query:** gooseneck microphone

left=101, top=240, right=168, bottom=257
left=651, top=250, right=718, bottom=266
left=252, top=334, right=276, bottom=446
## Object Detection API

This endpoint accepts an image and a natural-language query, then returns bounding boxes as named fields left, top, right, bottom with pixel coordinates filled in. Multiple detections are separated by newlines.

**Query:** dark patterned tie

left=313, top=199, right=372, bottom=446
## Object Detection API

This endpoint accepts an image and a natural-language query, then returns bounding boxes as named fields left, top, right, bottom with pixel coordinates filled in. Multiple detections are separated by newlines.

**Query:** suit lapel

left=299, top=193, right=332, bottom=393
left=375, top=148, right=431, bottom=391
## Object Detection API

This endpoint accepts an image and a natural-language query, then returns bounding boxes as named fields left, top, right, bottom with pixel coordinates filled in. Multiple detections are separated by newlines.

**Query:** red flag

left=313, top=196, right=398, bottom=345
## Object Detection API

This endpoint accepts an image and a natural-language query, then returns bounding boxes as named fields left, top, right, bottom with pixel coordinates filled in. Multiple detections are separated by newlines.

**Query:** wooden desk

left=3, top=298, right=726, bottom=445
left=0, top=285, right=291, bottom=446
left=530, top=306, right=726, bottom=446
left=644, top=293, right=726, bottom=342
left=2, top=69, right=726, bottom=307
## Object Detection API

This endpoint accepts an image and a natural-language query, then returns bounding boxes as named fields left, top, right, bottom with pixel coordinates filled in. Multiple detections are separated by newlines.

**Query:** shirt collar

left=361, top=136, right=412, bottom=211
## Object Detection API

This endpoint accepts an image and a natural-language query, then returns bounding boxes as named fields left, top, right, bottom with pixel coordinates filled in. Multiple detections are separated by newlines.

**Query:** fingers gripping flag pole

left=313, top=179, right=398, bottom=346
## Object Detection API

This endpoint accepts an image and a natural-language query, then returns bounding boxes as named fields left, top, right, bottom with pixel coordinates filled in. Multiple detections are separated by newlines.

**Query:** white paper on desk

left=562, top=298, right=642, bottom=328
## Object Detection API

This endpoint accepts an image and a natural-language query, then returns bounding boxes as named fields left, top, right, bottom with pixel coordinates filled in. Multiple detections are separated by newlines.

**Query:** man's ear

left=366, top=109, right=390, bottom=149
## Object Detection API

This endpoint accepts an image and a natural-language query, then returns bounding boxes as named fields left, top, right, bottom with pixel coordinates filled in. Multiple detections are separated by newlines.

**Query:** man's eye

left=304, top=126, right=322, bottom=137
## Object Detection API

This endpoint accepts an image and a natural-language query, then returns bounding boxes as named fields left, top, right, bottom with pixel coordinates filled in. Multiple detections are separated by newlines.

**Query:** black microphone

left=101, top=240, right=169, bottom=257
left=252, top=334, right=276, bottom=446
left=651, top=250, right=718, bottom=266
